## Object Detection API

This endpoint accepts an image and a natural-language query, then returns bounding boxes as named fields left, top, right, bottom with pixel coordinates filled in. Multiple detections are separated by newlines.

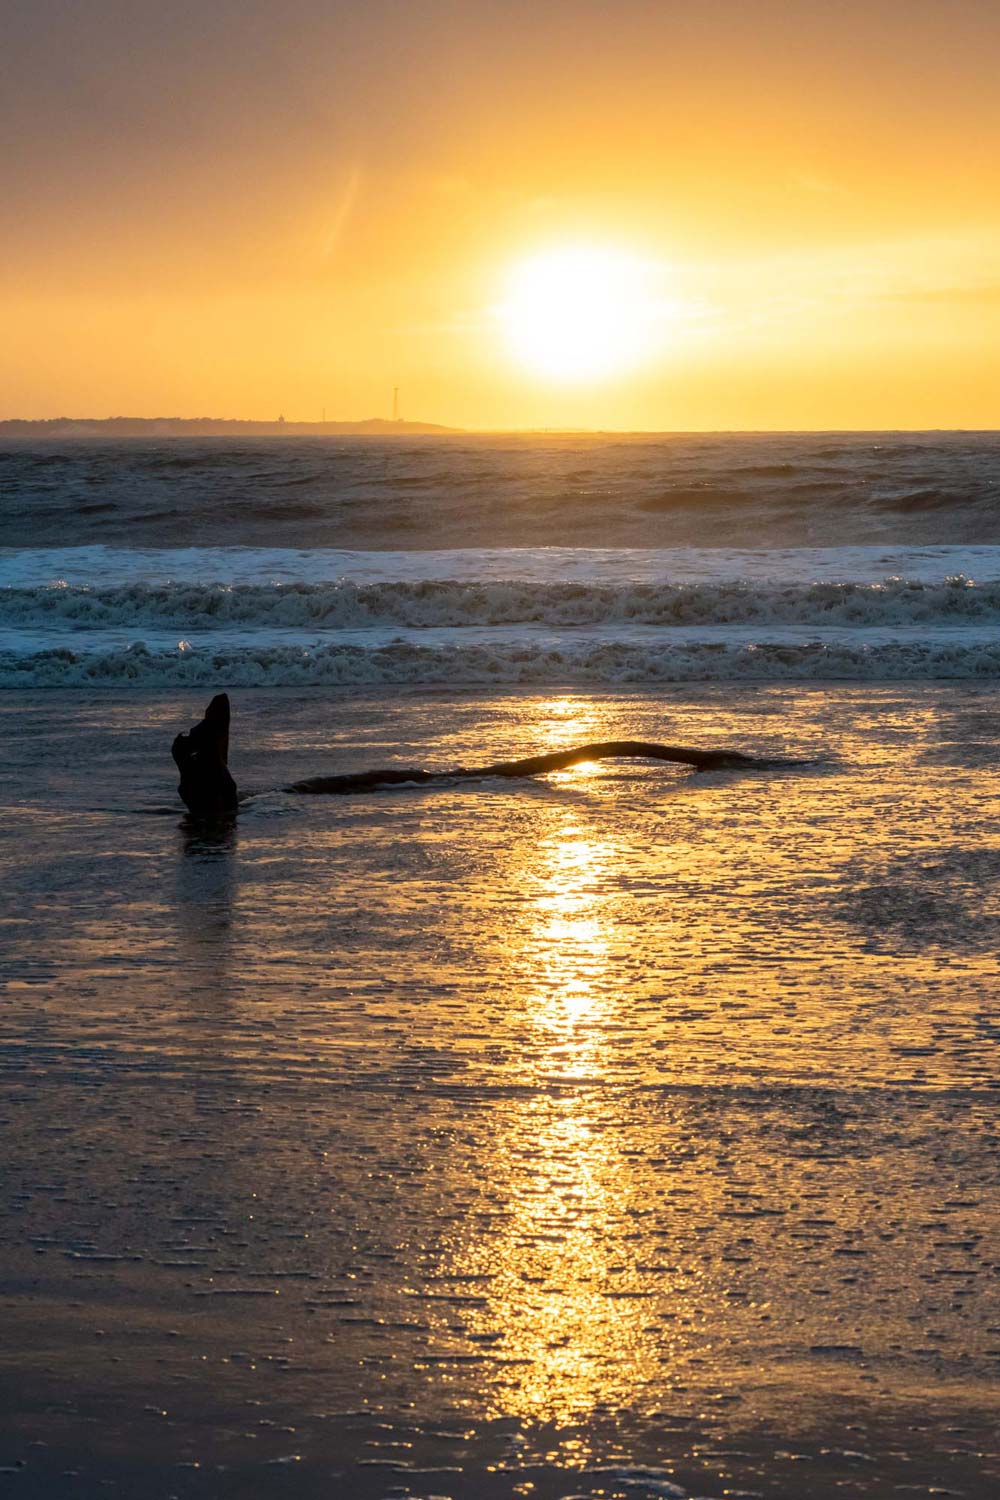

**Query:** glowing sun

left=499, top=245, right=666, bottom=382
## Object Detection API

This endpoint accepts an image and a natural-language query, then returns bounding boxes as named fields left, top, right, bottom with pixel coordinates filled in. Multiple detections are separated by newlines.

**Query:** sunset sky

left=3, top=0, right=999, bottom=429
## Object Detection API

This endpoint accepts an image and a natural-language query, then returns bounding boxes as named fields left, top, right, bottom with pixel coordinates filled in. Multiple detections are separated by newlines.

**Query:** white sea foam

left=4, top=624, right=1000, bottom=687
left=4, top=545, right=1000, bottom=687
left=3, top=576, right=1000, bottom=632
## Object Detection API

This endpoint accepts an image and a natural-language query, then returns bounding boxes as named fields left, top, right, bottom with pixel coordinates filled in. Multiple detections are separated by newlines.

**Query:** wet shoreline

left=1, top=685, right=998, bottom=1496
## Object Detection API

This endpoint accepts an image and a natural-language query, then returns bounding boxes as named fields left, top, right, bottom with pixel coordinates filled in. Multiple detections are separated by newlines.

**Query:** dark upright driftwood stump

left=171, top=693, right=239, bottom=818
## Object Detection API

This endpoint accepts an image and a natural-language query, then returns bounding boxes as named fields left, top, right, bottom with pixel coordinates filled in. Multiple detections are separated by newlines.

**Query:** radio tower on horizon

left=392, top=386, right=401, bottom=424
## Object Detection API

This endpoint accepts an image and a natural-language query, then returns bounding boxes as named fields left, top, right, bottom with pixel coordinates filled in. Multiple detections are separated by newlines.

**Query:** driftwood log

left=172, top=695, right=800, bottom=816
left=287, top=741, right=759, bottom=795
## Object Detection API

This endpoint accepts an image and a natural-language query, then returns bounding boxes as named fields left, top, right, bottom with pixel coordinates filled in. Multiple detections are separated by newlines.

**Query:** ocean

left=1, top=433, right=998, bottom=1498
left=3, top=432, right=1000, bottom=689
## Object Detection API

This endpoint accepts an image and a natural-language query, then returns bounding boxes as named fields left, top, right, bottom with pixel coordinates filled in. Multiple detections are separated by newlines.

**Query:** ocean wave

left=2, top=575, right=997, bottom=631
left=6, top=635, right=1000, bottom=688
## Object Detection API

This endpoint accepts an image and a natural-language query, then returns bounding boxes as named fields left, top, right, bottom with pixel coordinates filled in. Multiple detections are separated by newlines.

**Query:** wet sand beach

left=1, top=684, right=997, bottom=1497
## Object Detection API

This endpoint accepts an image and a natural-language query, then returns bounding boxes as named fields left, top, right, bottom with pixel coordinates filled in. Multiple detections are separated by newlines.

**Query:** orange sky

left=2, top=0, right=999, bottom=428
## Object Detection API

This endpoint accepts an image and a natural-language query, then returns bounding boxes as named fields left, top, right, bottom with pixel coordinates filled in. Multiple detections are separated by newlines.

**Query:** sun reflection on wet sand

left=475, top=1107, right=652, bottom=1425
left=440, top=798, right=674, bottom=1423
left=523, top=821, right=613, bottom=1061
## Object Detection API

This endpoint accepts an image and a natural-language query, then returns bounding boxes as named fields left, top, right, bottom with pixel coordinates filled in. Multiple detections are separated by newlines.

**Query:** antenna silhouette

left=392, top=386, right=401, bottom=423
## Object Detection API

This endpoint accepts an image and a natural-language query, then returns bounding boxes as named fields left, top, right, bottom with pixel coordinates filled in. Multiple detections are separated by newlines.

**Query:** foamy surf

left=3, top=575, right=1000, bottom=631
left=4, top=624, right=1000, bottom=687
left=3, top=543, right=1000, bottom=686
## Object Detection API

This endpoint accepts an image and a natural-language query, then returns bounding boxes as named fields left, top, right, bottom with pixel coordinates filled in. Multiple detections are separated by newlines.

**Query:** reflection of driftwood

left=172, top=697, right=799, bottom=814
left=171, top=693, right=239, bottom=818
left=288, top=741, right=764, bottom=795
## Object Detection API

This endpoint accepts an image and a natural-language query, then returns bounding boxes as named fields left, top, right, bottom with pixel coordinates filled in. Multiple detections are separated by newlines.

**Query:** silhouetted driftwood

left=172, top=697, right=800, bottom=813
left=171, top=693, right=239, bottom=818
left=287, top=741, right=763, bottom=795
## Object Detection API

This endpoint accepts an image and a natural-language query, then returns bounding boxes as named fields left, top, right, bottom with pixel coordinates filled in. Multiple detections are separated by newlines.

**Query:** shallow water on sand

left=0, top=685, right=998, bottom=1498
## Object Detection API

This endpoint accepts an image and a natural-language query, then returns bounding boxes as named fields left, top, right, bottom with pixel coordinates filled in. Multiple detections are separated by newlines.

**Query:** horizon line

left=1, top=415, right=999, bottom=437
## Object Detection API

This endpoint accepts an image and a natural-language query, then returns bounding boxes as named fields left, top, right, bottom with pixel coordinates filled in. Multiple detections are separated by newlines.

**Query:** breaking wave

left=6, top=633, right=1000, bottom=688
left=1, top=575, right=996, bottom=631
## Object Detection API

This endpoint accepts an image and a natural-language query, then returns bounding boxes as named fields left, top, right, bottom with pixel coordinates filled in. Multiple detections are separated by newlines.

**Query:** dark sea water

left=0, top=436, right=998, bottom=1498
left=4, top=431, right=1000, bottom=551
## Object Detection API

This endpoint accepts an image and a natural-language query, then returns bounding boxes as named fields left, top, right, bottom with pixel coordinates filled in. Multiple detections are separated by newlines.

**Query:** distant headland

left=0, top=416, right=460, bottom=437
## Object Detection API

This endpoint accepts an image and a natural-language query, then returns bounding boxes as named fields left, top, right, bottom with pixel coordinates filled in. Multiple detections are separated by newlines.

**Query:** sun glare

left=499, top=245, right=667, bottom=383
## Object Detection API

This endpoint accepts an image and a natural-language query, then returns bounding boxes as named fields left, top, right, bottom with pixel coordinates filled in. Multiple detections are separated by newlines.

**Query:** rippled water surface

left=4, top=432, right=1000, bottom=549
left=1, top=685, right=998, bottom=1498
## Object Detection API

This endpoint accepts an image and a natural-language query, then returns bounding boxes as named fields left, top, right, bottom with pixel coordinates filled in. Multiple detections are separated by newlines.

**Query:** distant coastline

left=0, top=416, right=459, bottom=437
left=1, top=418, right=996, bottom=439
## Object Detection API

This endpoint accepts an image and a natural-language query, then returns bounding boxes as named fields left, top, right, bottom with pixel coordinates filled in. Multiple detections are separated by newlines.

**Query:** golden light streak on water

left=429, top=802, right=689, bottom=1423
